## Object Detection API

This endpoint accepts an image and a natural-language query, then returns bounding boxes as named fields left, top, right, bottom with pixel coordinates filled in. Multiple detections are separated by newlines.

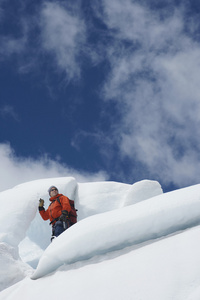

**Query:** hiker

left=38, top=185, right=72, bottom=240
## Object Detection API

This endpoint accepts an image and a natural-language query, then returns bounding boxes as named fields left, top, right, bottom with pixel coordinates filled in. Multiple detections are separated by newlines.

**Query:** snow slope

left=2, top=226, right=200, bottom=300
left=1, top=177, right=200, bottom=299
left=32, top=184, right=200, bottom=279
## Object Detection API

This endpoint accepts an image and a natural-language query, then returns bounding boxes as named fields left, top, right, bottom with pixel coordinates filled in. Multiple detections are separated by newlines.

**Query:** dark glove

left=59, top=210, right=69, bottom=222
left=39, top=198, right=44, bottom=207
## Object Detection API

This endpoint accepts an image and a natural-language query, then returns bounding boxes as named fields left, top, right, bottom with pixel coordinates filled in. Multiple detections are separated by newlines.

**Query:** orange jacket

left=39, top=194, right=71, bottom=224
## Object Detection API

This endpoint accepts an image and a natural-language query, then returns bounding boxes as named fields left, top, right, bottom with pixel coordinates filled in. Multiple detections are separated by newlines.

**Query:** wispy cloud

left=0, top=1, right=86, bottom=82
left=0, top=35, right=27, bottom=58
left=0, top=2, right=29, bottom=59
left=93, top=0, right=200, bottom=188
left=0, top=105, right=20, bottom=122
left=40, top=2, right=86, bottom=81
left=0, top=143, right=108, bottom=192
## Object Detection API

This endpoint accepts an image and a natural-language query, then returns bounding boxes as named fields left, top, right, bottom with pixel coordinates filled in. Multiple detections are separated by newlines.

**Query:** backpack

left=56, top=196, right=78, bottom=225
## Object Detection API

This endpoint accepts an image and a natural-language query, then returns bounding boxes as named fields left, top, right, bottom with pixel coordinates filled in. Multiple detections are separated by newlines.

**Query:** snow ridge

left=1, top=178, right=200, bottom=300
left=31, top=184, right=200, bottom=279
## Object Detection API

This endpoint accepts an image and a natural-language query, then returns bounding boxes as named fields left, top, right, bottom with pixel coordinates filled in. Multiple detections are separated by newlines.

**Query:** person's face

left=50, top=187, right=58, bottom=197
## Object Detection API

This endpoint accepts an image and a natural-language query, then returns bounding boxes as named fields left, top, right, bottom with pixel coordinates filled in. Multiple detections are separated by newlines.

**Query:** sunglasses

left=51, top=188, right=57, bottom=192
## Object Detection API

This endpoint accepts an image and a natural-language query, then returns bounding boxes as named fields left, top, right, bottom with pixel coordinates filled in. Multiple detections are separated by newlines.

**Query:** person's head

left=48, top=186, right=58, bottom=197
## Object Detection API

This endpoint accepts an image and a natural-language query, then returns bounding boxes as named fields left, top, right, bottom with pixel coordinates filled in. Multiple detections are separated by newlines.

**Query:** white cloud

left=0, top=1, right=86, bottom=81
left=94, top=0, right=200, bottom=187
left=0, top=143, right=108, bottom=192
left=40, top=2, right=86, bottom=81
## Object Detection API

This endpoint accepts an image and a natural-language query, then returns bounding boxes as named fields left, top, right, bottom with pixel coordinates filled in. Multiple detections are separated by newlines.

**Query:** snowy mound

left=1, top=177, right=200, bottom=299
left=0, top=177, right=161, bottom=290
left=32, top=184, right=200, bottom=279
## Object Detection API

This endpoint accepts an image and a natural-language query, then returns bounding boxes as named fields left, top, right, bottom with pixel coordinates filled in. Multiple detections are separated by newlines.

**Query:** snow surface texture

left=1, top=177, right=200, bottom=299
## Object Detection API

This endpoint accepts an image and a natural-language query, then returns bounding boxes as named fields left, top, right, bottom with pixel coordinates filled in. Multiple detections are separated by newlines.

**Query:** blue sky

left=1, top=0, right=200, bottom=192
